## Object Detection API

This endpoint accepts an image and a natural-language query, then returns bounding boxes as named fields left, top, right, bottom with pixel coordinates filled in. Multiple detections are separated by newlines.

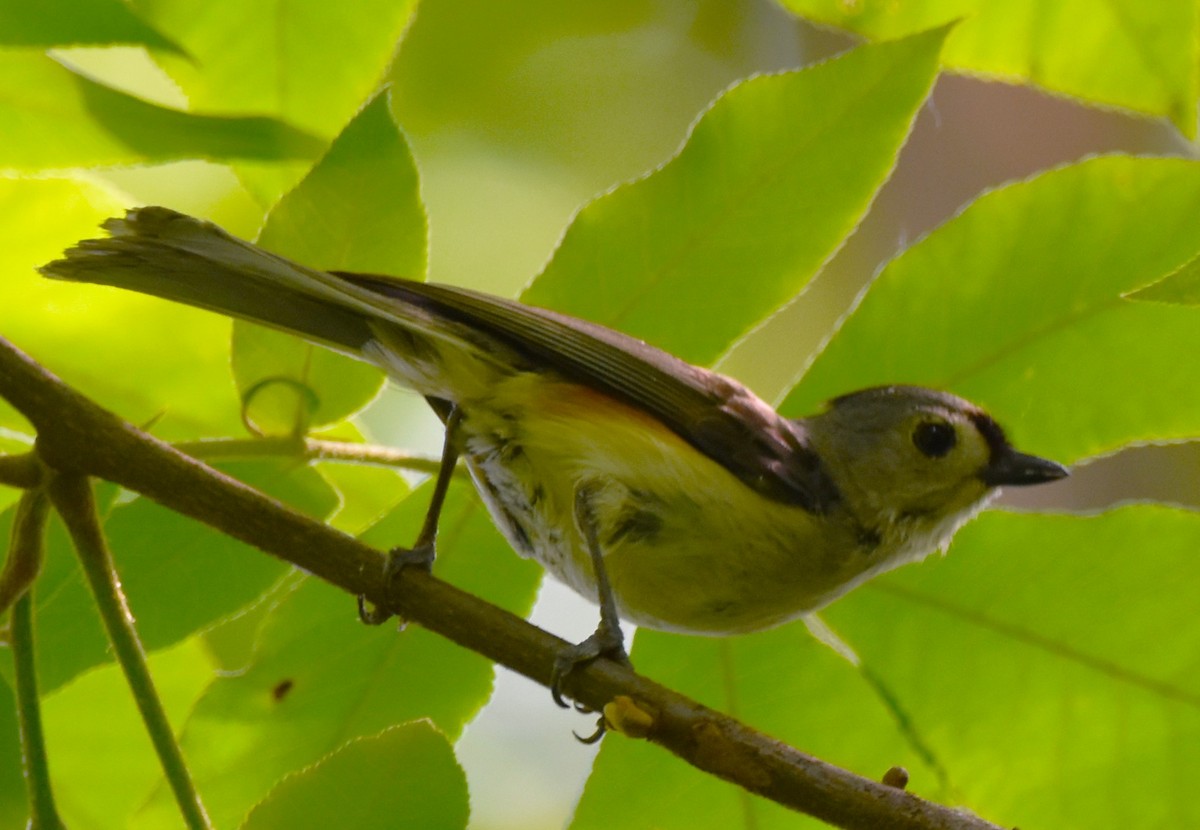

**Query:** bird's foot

left=357, top=542, right=435, bottom=626
left=550, top=619, right=630, bottom=712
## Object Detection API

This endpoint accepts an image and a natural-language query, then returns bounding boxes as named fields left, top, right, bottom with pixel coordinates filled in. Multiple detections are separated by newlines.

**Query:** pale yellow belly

left=458, top=375, right=886, bottom=635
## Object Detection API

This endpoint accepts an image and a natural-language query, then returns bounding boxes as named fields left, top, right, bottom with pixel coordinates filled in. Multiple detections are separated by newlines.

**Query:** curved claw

left=357, top=594, right=392, bottom=626
left=550, top=665, right=573, bottom=709
left=573, top=716, right=608, bottom=744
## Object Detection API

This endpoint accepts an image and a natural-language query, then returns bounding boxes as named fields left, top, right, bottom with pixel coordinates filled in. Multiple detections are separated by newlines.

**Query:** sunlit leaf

left=0, top=54, right=323, bottom=172
left=0, top=177, right=250, bottom=439
left=233, top=92, right=426, bottom=434
left=579, top=506, right=1200, bottom=829
left=41, top=638, right=214, bottom=829
left=0, top=0, right=181, bottom=51
left=132, top=482, right=539, bottom=828
left=257, top=93, right=427, bottom=278
left=824, top=507, right=1200, bottom=828
left=573, top=626, right=924, bottom=830
left=138, top=0, right=417, bottom=139
left=785, top=156, right=1200, bottom=463
left=308, top=420, right=413, bottom=536
left=524, top=27, right=948, bottom=365
left=1126, top=250, right=1200, bottom=306
left=316, top=462, right=409, bottom=536
left=24, top=462, right=335, bottom=694
left=778, top=0, right=1200, bottom=137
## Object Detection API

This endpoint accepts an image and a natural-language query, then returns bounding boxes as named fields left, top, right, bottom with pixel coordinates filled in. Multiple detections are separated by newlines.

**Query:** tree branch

left=0, top=335, right=1003, bottom=830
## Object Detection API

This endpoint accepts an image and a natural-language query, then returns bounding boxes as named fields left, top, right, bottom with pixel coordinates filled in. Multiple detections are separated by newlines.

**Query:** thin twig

left=0, top=335, right=1003, bottom=830
left=174, top=435, right=449, bottom=476
left=7, top=490, right=64, bottom=830
left=45, top=473, right=212, bottom=830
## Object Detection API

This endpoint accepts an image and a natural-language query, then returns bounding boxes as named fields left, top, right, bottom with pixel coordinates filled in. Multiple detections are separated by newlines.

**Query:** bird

left=41, top=206, right=1068, bottom=703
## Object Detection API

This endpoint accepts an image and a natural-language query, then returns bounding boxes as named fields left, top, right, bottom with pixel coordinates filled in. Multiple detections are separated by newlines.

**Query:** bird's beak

left=980, top=448, right=1069, bottom=487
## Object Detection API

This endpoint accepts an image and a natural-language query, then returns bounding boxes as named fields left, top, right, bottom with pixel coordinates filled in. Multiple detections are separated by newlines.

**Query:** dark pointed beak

left=980, top=448, right=1069, bottom=487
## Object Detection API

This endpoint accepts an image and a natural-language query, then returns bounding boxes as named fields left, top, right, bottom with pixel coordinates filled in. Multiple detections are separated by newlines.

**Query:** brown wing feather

left=338, top=273, right=839, bottom=512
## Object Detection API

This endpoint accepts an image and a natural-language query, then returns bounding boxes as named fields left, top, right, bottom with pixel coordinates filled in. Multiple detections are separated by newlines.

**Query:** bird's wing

left=342, top=273, right=839, bottom=511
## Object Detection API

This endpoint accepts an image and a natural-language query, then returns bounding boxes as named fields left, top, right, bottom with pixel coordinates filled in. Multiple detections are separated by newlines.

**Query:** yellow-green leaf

left=0, top=0, right=182, bottom=51
left=524, top=27, right=949, bottom=365
left=0, top=54, right=323, bottom=172
left=1126, top=251, right=1200, bottom=306
left=779, top=0, right=1200, bottom=137
left=233, top=93, right=426, bottom=433
left=785, top=156, right=1200, bottom=463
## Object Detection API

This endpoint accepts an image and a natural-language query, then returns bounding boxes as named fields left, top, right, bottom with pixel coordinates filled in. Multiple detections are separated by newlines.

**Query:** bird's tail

left=39, top=207, right=401, bottom=360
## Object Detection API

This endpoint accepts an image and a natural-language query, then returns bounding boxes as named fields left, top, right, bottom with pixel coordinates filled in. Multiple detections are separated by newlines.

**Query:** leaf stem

left=45, top=473, right=212, bottom=830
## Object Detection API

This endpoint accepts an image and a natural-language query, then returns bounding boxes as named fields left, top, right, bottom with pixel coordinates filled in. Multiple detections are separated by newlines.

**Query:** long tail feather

left=40, top=207, right=378, bottom=357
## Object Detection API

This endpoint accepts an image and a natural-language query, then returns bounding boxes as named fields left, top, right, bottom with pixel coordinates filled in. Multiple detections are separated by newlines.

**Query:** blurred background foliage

left=2, top=1, right=1200, bottom=828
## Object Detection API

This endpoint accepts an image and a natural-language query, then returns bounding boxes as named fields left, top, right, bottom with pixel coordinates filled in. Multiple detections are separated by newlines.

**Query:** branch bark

left=0, top=335, right=1004, bottom=830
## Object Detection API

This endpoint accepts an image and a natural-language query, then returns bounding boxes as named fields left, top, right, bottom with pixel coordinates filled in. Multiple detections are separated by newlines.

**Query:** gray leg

left=359, top=406, right=463, bottom=625
left=550, top=486, right=630, bottom=709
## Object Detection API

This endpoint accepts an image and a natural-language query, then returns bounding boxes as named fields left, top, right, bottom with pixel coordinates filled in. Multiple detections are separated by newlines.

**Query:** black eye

left=913, top=421, right=957, bottom=458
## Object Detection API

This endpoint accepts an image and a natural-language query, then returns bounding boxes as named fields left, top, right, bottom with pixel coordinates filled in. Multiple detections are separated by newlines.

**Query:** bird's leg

left=551, top=486, right=631, bottom=711
left=358, top=406, right=463, bottom=625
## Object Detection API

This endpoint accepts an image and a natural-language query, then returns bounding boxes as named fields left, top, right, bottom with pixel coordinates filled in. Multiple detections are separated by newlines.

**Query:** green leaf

left=784, top=155, right=1200, bottom=463
left=0, top=176, right=250, bottom=440
left=578, top=506, right=1200, bottom=829
left=200, top=572, right=303, bottom=675
left=241, top=722, right=468, bottom=830
left=523, top=27, right=948, bottom=365
left=257, top=93, right=428, bottom=278
left=40, top=638, right=215, bottom=829
left=823, top=507, right=1200, bottom=828
left=1126, top=250, right=1200, bottom=306
left=138, top=0, right=417, bottom=140
left=132, top=482, right=539, bottom=829
left=234, top=92, right=427, bottom=434
left=778, top=0, right=1200, bottom=137
left=317, top=462, right=410, bottom=536
left=309, top=419, right=413, bottom=536
left=0, top=0, right=182, bottom=51
left=26, top=461, right=335, bottom=695
left=104, top=460, right=338, bottom=641
left=0, top=54, right=323, bottom=172
left=573, top=626, right=926, bottom=829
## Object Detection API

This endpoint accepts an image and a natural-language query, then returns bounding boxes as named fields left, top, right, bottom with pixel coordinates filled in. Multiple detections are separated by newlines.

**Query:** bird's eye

left=913, top=421, right=957, bottom=458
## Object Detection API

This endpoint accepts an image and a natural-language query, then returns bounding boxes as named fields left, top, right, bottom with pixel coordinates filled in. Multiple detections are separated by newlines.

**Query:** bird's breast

left=451, top=374, right=904, bottom=634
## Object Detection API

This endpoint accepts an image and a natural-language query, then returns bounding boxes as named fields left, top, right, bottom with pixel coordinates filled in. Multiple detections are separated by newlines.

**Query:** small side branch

left=45, top=473, right=212, bottom=830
